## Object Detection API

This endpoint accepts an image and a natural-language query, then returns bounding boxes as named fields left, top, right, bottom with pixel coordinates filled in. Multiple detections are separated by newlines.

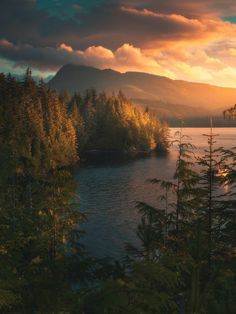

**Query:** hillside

left=49, top=64, right=236, bottom=121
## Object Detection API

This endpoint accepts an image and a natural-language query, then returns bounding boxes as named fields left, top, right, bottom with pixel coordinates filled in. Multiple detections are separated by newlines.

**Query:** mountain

left=49, top=64, right=236, bottom=123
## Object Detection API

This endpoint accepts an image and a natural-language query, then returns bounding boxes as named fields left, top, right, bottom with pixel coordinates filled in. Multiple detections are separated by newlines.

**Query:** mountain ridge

left=49, top=64, right=236, bottom=120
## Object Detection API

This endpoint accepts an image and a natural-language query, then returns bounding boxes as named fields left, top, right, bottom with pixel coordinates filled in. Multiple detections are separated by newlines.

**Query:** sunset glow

left=1, top=0, right=236, bottom=87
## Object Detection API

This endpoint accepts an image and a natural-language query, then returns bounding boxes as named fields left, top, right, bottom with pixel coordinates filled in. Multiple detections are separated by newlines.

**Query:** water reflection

left=76, top=128, right=236, bottom=259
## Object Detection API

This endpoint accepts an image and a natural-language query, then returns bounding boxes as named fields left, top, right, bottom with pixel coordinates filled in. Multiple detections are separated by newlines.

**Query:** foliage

left=0, top=71, right=87, bottom=312
left=224, top=104, right=236, bottom=119
left=1, top=70, right=235, bottom=313
left=68, top=89, right=169, bottom=153
left=80, top=259, right=180, bottom=314
left=87, top=127, right=236, bottom=314
left=0, top=71, right=78, bottom=173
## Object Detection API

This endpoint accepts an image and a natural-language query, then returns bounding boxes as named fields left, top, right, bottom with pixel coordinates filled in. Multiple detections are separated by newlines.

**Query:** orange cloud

left=228, top=48, right=236, bottom=56
left=121, top=6, right=203, bottom=29
left=73, top=43, right=176, bottom=79
left=1, top=37, right=236, bottom=87
left=120, top=6, right=236, bottom=52
left=1, top=22, right=236, bottom=88
left=58, top=42, right=236, bottom=87
left=59, top=43, right=73, bottom=52
left=0, top=38, right=14, bottom=48
left=82, top=46, right=114, bottom=60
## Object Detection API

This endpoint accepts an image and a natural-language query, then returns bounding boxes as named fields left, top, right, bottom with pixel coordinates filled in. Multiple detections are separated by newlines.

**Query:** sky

left=1, top=0, right=236, bottom=87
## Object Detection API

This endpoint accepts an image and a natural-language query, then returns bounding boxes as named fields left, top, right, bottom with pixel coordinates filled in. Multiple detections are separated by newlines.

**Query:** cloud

left=228, top=48, right=236, bottom=56
left=149, top=46, right=236, bottom=87
left=121, top=0, right=236, bottom=18
left=119, top=5, right=236, bottom=51
left=0, top=39, right=175, bottom=78
left=2, top=38, right=236, bottom=87
left=0, top=39, right=14, bottom=48
left=81, top=46, right=114, bottom=61
left=120, top=6, right=203, bottom=29
left=59, top=43, right=73, bottom=52
left=0, top=40, right=80, bottom=71
left=0, top=0, right=236, bottom=51
left=1, top=0, right=236, bottom=87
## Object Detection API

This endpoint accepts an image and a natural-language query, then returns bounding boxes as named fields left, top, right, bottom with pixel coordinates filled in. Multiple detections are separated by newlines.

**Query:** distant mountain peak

left=49, top=64, right=236, bottom=119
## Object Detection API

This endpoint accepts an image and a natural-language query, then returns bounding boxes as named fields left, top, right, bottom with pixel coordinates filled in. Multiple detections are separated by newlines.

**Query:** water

left=75, top=128, right=236, bottom=259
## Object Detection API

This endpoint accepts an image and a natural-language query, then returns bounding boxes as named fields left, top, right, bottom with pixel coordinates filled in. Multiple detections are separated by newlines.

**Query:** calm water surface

left=76, top=128, right=236, bottom=259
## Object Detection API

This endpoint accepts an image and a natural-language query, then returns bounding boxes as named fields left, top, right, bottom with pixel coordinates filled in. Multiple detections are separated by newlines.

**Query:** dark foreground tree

left=79, top=127, right=236, bottom=314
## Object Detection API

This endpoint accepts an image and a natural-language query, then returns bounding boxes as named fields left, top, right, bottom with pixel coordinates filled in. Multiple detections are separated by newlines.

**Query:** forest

left=0, top=69, right=169, bottom=168
left=0, top=71, right=236, bottom=313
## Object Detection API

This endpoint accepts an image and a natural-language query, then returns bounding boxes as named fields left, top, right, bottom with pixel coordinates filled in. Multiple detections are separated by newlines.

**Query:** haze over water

left=76, top=128, right=236, bottom=259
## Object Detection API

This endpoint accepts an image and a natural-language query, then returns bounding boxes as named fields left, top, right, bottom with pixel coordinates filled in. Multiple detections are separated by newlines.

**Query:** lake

left=76, top=128, right=236, bottom=260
